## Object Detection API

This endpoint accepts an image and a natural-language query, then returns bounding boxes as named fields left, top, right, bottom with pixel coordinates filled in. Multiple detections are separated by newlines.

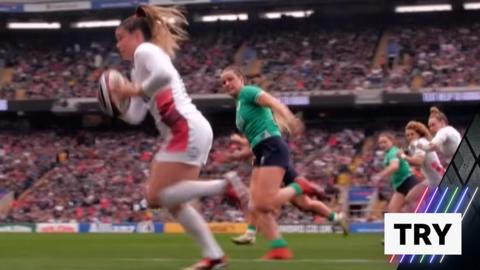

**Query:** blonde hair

left=120, top=5, right=188, bottom=58
left=405, top=121, right=432, bottom=140
left=429, top=106, right=448, bottom=125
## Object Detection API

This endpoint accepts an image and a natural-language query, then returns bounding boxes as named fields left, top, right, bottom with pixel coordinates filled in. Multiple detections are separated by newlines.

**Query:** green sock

left=271, top=238, right=288, bottom=249
left=247, top=224, right=257, bottom=232
left=289, top=182, right=303, bottom=196
left=328, top=212, right=337, bottom=222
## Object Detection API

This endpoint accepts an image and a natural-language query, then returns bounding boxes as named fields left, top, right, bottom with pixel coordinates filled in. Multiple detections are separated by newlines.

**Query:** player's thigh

left=405, top=182, right=427, bottom=206
left=388, top=192, right=406, bottom=213
left=250, top=167, right=284, bottom=207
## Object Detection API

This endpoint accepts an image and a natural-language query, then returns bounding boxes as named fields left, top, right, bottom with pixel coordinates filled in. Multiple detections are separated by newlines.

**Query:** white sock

left=160, top=180, right=227, bottom=208
left=175, top=204, right=224, bottom=259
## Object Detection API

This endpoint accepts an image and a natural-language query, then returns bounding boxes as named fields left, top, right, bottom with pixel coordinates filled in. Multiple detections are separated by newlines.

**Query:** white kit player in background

left=400, top=121, right=444, bottom=188
left=417, top=107, right=461, bottom=161
left=107, top=5, right=248, bottom=270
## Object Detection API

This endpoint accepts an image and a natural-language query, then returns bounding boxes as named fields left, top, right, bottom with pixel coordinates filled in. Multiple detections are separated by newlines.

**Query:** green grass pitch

left=0, top=233, right=395, bottom=270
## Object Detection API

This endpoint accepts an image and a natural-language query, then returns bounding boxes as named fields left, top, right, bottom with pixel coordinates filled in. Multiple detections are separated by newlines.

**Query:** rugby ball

left=97, top=69, right=130, bottom=117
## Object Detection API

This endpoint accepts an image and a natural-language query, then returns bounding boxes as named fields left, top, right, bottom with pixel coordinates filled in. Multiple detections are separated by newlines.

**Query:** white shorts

left=154, top=112, right=213, bottom=166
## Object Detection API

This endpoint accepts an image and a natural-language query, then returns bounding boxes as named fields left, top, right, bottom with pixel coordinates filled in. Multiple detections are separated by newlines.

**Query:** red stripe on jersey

left=155, top=89, right=189, bottom=152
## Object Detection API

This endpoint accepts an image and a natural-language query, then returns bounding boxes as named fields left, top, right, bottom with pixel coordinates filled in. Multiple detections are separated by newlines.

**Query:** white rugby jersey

left=431, top=126, right=461, bottom=159
left=410, top=138, right=444, bottom=187
left=129, top=42, right=201, bottom=137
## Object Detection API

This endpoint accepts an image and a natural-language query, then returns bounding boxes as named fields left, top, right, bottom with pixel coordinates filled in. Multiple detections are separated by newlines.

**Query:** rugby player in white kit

left=417, top=107, right=461, bottom=162
left=400, top=121, right=444, bottom=188
left=111, top=5, right=247, bottom=270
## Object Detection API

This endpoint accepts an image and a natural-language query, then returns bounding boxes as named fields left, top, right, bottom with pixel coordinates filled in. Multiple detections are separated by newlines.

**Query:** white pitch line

left=116, top=258, right=386, bottom=263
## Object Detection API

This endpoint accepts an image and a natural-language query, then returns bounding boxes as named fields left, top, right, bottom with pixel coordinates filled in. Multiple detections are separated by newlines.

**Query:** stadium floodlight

left=263, top=10, right=314, bottom=19
left=464, top=2, right=480, bottom=10
left=72, top=20, right=121, bottom=28
left=201, top=14, right=248, bottom=22
left=7, top=22, right=61, bottom=29
left=395, top=4, right=452, bottom=13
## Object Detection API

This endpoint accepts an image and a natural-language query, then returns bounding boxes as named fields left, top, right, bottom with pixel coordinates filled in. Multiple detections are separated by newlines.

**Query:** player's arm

left=398, top=149, right=425, bottom=166
left=429, top=132, right=447, bottom=152
left=119, top=96, right=148, bottom=125
left=116, top=45, right=172, bottom=97
left=225, top=146, right=254, bottom=162
left=372, top=159, right=399, bottom=183
left=378, top=159, right=399, bottom=178
left=418, top=130, right=446, bottom=152
left=230, top=134, right=249, bottom=146
left=256, top=92, right=304, bottom=136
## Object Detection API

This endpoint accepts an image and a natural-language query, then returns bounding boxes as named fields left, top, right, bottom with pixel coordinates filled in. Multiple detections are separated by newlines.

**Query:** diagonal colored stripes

left=434, top=187, right=449, bottom=213
left=409, top=187, right=439, bottom=263
left=440, top=187, right=479, bottom=263
left=411, top=187, right=461, bottom=264
left=424, top=187, right=439, bottom=212
left=454, top=187, right=470, bottom=213
left=392, top=186, right=430, bottom=264
left=414, top=187, right=430, bottom=213
left=461, top=187, right=478, bottom=222
left=425, top=187, right=450, bottom=264
left=387, top=186, right=474, bottom=264
left=444, top=187, right=460, bottom=213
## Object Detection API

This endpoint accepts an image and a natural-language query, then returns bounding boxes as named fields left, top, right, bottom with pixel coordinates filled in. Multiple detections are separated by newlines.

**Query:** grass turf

left=0, top=233, right=395, bottom=270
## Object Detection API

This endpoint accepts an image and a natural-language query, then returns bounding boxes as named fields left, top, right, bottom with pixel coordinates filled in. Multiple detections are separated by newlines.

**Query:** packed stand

left=0, top=38, right=124, bottom=99
left=3, top=21, right=480, bottom=98
left=0, top=27, right=240, bottom=99
left=248, top=22, right=380, bottom=92
left=175, top=30, right=242, bottom=94
left=382, top=23, right=480, bottom=90
left=2, top=128, right=366, bottom=224
left=0, top=132, right=57, bottom=198
left=5, top=131, right=155, bottom=223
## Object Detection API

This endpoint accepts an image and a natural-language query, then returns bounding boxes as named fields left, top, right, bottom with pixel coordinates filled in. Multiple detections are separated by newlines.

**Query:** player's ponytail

left=120, top=5, right=188, bottom=58
left=429, top=106, right=448, bottom=125
left=138, top=5, right=188, bottom=58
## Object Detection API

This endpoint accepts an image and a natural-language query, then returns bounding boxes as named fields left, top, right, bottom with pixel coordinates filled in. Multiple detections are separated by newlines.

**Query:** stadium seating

left=1, top=128, right=367, bottom=223
left=2, top=21, right=480, bottom=99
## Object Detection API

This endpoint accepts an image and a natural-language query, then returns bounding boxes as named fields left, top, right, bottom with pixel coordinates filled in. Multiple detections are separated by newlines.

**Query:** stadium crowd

left=1, top=21, right=480, bottom=99
left=1, top=128, right=366, bottom=224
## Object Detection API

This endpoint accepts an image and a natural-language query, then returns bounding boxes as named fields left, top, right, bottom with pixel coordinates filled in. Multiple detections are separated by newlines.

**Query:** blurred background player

left=372, top=132, right=424, bottom=213
left=221, top=134, right=348, bottom=245
left=220, top=66, right=319, bottom=259
left=112, top=5, right=248, bottom=270
left=418, top=107, right=461, bottom=162
left=399, top=121, right=444, bottom=189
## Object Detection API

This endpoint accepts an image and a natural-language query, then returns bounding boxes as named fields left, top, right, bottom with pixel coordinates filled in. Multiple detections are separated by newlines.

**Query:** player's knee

left=146, top=193, right=161, bottom=209
left=252, top=198, right=275, bottom=212
left=387, top=203, right=398, bottom=213
left=146, top=188, right=165, bottom=209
